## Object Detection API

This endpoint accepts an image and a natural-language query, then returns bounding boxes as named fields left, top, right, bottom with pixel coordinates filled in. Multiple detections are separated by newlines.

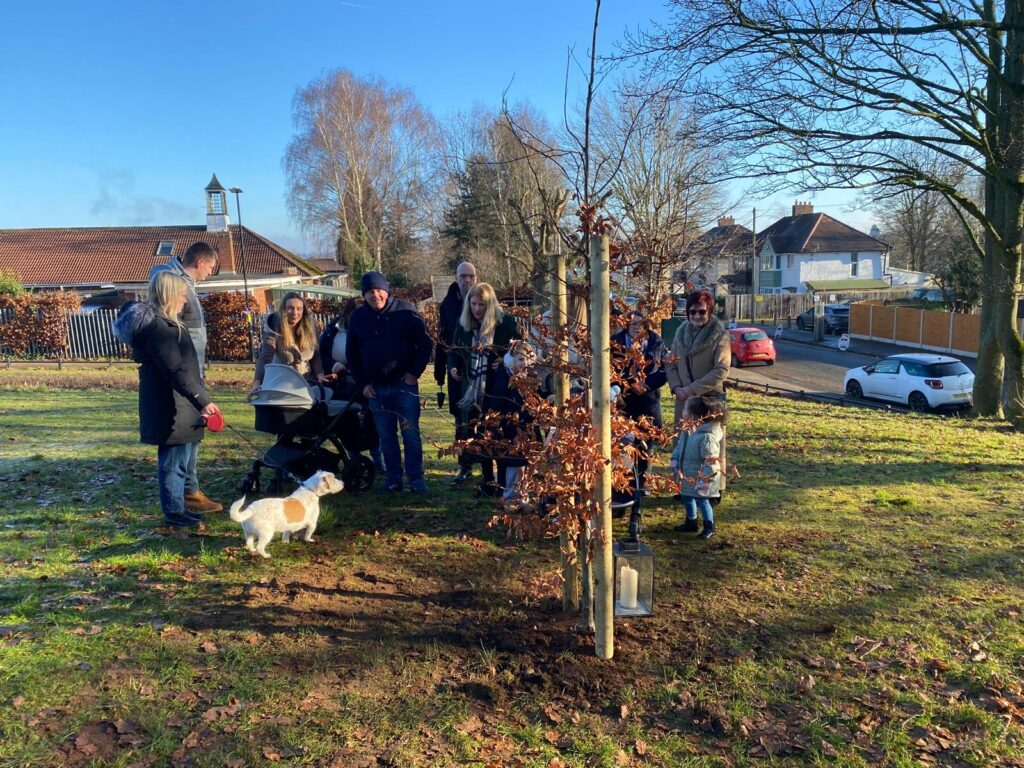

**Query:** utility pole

left=229, top=187, right=256, bottom=363
left=751, top=208, right=759, bottom=322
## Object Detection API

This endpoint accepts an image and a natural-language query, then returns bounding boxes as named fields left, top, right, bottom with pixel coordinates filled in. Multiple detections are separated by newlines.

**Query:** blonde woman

left=447, top=282, right=521, bottom=494
left=249, top=292, right=326, bottom=397
left=113, top=272, right=221, bottom=529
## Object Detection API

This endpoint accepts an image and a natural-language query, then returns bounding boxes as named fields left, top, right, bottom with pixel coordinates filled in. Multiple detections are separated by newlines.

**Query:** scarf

left=457, top=328, right=492, bottom=410
left=678, top=316, right=725, bottom=359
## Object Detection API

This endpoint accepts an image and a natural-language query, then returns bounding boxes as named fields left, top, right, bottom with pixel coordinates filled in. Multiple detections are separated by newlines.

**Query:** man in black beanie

left=346, top=271, right=432, bottom=492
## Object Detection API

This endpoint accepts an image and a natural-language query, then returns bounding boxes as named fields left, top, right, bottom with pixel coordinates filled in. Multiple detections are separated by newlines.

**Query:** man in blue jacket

left=346, top=271, right=432, bottom=493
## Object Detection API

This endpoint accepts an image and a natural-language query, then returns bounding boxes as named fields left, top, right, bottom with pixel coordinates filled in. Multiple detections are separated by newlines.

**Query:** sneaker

left=161, top=513, right=203, bottom=530
left=673, top=518, right=700, bottom=533
left=409, top=482, right=430, bottom=494
left=184, top=491, right=223, bottom=513
left=699, top=521, right=716, bottom=540
left=384, top=481, right=404, bottom=492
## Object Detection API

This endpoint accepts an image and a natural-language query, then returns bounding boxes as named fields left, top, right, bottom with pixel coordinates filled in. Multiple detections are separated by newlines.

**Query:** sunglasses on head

left=688, top=308, right=709, bottom=316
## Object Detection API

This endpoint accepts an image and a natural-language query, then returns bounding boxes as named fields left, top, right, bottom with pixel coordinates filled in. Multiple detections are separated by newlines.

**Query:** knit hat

left=360, top=271, right=390, bottom=294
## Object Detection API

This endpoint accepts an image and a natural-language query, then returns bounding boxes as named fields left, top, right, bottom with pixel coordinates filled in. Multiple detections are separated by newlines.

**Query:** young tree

left=642, top=0, right=1024, bottom=418
left=283, top=69, right=442, bottom=282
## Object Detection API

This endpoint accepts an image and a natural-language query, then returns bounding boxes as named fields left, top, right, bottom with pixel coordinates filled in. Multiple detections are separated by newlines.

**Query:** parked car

left=729, top=327, right=775, bottom=367
left=796, top=304, right=849, bottom=334
left=843, top=353, right=974, bottom=412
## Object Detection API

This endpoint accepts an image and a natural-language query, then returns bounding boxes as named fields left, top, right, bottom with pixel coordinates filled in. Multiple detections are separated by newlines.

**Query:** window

left=786, top=254, right=794, bottom=269
left=874, top=359, right=899, bottom=374
left=209, top=191, right=225, bottom=215
left=742, top=331, right=769, bottom=342
left=850, top=252, right=859, bottom=276
left=156, top=241, right=174, bottom=256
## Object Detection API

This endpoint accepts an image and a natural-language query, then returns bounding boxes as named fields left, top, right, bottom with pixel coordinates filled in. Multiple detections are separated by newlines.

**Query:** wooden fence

left=848, top=303, right=1024, bottom=357
left=723, top=289, right=912, bottom=324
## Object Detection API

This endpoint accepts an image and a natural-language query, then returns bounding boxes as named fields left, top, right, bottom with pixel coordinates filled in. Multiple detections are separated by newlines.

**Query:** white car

left=843, top=353, right=974, bottom=412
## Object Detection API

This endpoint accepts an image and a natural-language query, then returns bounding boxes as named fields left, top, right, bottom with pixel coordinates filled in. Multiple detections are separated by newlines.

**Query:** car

left=843, top=353, right=974, bottom=412
left=907, top=287, right=947, bottom=303
left=796, top=304, right=850, bottom=334
left=729, top=327, right=776, bottom=367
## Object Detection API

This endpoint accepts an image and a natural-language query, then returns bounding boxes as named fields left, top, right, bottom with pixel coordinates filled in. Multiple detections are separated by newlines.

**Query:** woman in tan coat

left=666, top=290, right=731, bottom=512
left=666, top=290, right=731, bottom=423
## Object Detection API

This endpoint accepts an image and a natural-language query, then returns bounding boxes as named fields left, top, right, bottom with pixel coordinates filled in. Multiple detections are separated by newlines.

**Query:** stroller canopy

left=250, top=364, right=354, bottom=416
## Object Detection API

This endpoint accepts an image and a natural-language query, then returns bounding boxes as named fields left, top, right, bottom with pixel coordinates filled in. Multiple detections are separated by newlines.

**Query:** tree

left=590, top=88, right=726, bottom=303
left=643, top=0, right=1024, bottom=419
left=283, top=69, right=442, bottom=282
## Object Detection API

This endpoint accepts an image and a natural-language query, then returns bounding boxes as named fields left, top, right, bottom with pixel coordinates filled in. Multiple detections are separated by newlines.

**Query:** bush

left=0, top=291, right=81, bottom=357
left=202, top=292, right=257, bottom=362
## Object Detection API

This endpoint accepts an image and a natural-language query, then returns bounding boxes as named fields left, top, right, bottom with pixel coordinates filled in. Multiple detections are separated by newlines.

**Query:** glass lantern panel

left=613, top=540, right=654, bottom=617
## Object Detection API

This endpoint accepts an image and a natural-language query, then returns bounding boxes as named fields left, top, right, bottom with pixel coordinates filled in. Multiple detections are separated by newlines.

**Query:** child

left=669, top=396, right=727, bottom=539
left=487, top=341, right=541, bottom=508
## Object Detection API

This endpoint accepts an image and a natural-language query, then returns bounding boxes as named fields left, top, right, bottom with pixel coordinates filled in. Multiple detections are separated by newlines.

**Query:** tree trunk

left=589, top=234, right=614, bottom=659
left=976, top=0, right=1024, bottom=418
left=550, top=249, right=580, bottom=611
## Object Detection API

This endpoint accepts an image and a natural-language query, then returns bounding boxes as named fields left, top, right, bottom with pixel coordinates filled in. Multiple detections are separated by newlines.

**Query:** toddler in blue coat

left=669, top=396, right=727, bottom=539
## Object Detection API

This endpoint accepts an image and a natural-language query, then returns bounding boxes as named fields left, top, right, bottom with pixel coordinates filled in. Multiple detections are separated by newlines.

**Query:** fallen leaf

left=199, top=641, right=219, bottom=654
left=634, top=738, right=648, bottom=756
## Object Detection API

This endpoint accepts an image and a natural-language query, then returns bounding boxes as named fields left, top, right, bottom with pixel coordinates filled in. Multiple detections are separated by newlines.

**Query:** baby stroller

left=240, top=364, right=378, bottom=495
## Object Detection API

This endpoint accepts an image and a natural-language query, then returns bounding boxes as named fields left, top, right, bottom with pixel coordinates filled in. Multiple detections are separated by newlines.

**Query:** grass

left=0, top=363, right=1022, bottom=767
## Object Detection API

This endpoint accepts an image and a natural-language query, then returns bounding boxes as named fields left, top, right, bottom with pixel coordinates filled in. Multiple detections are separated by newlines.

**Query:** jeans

left=369, top=380, right=425, bottom=489
left=184, top=441, right=199, bottom=495
left=682, top=496, right=714, bottom=524
left=501, top=464, right=524, bottom=504
left=158, top=443, right=195, bottom=524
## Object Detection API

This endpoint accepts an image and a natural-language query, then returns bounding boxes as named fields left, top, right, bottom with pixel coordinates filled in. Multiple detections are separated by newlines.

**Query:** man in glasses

left=434, top=261, right=479, bottom=484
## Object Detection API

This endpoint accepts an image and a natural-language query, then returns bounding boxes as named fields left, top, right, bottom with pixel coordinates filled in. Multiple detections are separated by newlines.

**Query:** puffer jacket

left=670, top=421, right=724, bottom=499
left=113, top=302, right=211, bottom=446
left=665, top=317, right=731, bottom=425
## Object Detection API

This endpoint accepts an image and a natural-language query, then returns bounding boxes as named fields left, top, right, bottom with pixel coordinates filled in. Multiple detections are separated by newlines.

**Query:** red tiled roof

left=305, top=258, right=346, bottom=273
left=0, top=225, right=320, bottom=287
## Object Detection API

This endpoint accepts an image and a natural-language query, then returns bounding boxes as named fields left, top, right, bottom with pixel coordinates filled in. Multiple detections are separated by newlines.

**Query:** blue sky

left=0, top=0, right=870, bottom=256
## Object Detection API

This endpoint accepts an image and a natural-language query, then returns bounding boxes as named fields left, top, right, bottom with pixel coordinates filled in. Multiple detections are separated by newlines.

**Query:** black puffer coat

left=114, top=302, right=212, bottom=446
left=611, top=329, right=667, bottom=426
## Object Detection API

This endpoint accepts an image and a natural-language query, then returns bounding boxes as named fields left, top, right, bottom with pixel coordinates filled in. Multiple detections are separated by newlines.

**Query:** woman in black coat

left=114, top=272, right=221, bottom=529
left=612, top=310, right=668, bottom=491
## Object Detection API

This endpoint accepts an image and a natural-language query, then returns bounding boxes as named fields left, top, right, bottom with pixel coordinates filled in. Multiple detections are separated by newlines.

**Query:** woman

left=665, top=289, right=731, bottom=512
left=113, top=272, right=221, bottom=529
left=249, top=292, right=327, bottom=398
left=447, top=282, right=522, bottom=496
left=612, top=309, right=668, bottom=491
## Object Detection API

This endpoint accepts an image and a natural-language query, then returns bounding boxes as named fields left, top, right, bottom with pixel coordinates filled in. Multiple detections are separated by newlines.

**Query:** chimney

left=792, top=201, right=814, bottom=217
left=717, top=216, right=735, bottom=227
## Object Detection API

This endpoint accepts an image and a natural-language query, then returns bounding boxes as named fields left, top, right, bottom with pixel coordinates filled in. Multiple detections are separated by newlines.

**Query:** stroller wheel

left=342, top=455, right=375, bottom=494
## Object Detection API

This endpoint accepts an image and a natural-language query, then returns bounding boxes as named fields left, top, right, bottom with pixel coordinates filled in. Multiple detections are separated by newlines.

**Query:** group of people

left=116, top=245, right=733, bottom=539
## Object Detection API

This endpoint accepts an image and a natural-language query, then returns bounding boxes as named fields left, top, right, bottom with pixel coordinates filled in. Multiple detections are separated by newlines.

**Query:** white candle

left=619, top=563, right=638, bottom=609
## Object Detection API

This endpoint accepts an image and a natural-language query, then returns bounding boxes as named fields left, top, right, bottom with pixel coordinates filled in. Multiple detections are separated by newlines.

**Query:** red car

left=729, top=327, right=776, bottom=367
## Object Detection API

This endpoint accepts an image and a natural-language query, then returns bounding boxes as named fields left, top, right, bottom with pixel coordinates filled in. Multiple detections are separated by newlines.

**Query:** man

left=347, top=271, right=433, bottom=493
left=434, top=261, right=478, bottom=484
left=148, top=241, right=222, bottom=513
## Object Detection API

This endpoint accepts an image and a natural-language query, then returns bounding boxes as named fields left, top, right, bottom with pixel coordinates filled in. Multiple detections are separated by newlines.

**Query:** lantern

left=613, top=539, right=654, bottom=617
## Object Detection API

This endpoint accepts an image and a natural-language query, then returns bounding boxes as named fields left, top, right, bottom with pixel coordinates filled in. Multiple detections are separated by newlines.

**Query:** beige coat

left=665, top=317, right=731, bottom=425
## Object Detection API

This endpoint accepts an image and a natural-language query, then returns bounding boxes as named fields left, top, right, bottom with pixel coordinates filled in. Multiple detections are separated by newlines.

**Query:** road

left=728, top=335, right=977, bottom=398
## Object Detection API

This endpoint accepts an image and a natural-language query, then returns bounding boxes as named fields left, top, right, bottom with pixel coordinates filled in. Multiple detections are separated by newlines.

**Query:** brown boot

left=184, top=491, right=223, bottom=513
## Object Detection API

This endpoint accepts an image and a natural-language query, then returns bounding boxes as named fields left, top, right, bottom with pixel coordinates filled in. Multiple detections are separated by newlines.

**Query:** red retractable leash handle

left=202, top=411, right=225, bottom=433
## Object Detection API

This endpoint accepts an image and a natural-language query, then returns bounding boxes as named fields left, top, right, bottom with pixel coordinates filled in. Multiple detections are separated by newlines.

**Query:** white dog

left=229, top=470, right=344, bottom=558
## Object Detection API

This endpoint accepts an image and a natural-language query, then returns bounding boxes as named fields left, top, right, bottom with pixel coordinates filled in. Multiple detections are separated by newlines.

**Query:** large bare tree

left=283, top=69, right=441, bottom=280
left=642, top=0, right=1024, bottom=419
left=591, top=88, right=726, bottom=302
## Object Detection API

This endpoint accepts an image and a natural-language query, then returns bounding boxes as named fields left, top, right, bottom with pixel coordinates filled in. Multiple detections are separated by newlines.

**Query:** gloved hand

left=437, top=391, right=446, bottom=408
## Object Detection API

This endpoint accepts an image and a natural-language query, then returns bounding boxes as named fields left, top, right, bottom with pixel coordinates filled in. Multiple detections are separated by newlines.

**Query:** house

left=0, top=175, right=321, bottom=307
left=753, top=202, right=890, bottom=294
left=691, top=215, right=755, bottom=292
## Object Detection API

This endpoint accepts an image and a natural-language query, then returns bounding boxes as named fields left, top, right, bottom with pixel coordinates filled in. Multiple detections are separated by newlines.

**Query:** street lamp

left=229, top=187, right=256, bottom=362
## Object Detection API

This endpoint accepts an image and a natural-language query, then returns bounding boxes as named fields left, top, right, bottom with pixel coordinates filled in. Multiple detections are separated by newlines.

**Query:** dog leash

left=220, top=421, right=306, bottom=487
